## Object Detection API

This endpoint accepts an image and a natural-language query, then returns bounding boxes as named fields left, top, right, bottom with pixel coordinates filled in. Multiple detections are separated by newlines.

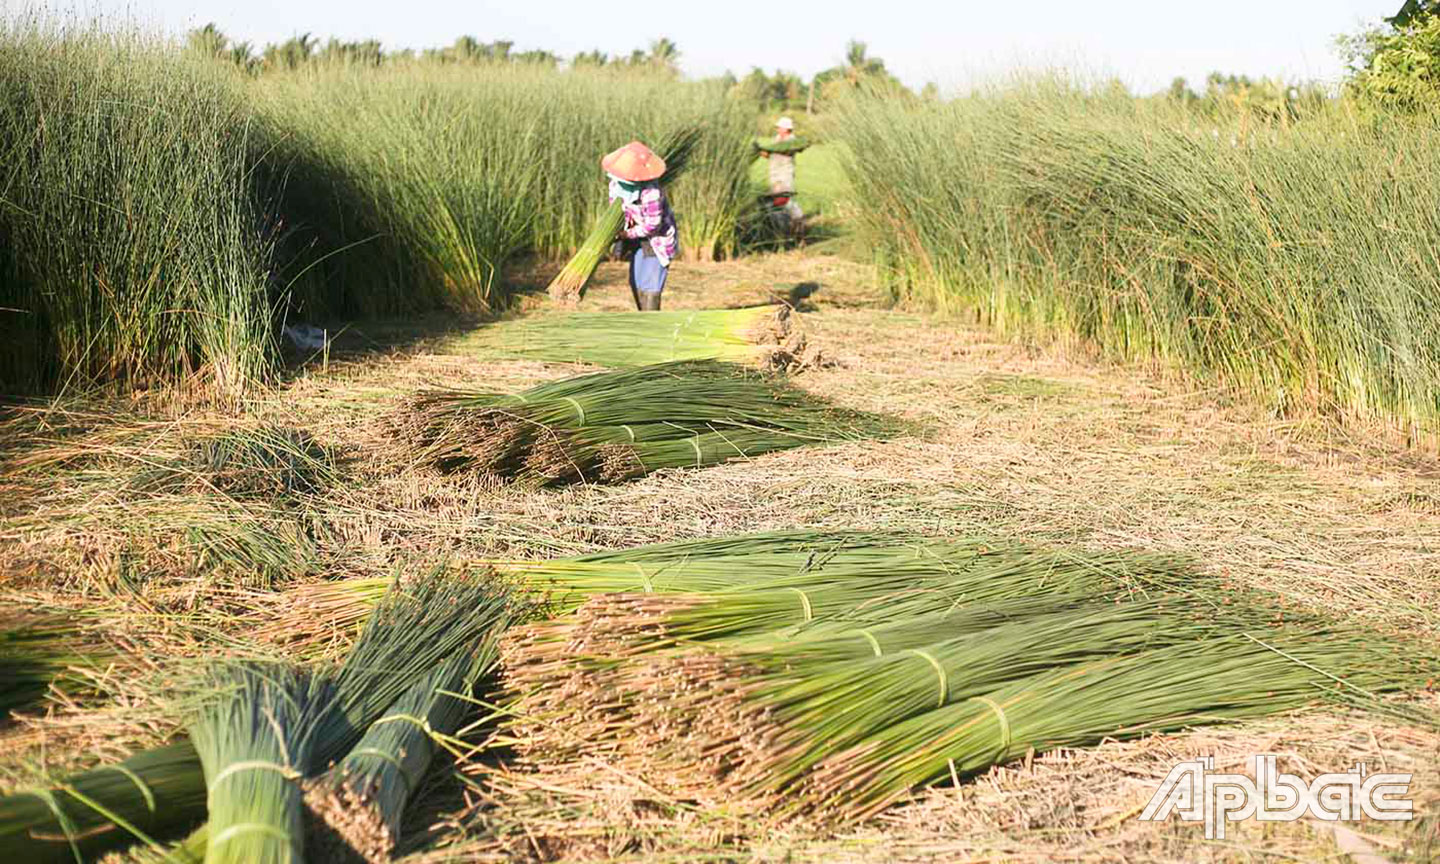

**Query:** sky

left=24, top=0, right=1407, bottom=94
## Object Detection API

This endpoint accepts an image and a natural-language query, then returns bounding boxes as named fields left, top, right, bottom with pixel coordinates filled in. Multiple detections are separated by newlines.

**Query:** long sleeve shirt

left=619, top=185, right=679, bottom=265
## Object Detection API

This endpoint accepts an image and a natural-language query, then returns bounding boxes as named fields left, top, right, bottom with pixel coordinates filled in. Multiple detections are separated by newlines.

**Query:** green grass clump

left=0, top=21, right=275, bottom=396
left=837, top=84, right=1440, bottom=439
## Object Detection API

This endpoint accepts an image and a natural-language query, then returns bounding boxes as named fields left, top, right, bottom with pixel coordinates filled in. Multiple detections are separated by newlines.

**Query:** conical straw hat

left=601, top=140, right=666, bottom=182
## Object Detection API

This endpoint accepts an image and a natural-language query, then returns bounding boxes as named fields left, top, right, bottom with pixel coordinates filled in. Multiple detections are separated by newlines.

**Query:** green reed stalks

left=481, top=306, right=795, bottom=367
left=0, top=741, right=206, bottom=863
left=187, top=662, right=324, bottom=864
left=401, top=359, right=895, bottom=484
left=804, top=633, right=1437, bottom=820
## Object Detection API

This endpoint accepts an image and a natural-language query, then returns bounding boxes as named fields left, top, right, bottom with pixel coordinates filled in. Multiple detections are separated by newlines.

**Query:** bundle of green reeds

left=0, top=614, right=117, bottom=718
left=0, top=567, right=519, bottom=862
left=546, top=125, right=703, bottom=303
left=552, top=598, right=1284, bottom=803
left=484, top=305, right=801, bottom=368
left=0, top=741, right=206, bottom=863
left=188, top=662, right=324, bottom=864
left=503, top=589, right=1433, bottom=820
left=251, top=530, right=1179, bottom=653
left=802, top=633, right=1433, bottom=820
left=496, top=537, right=1200, bottom=777
left=399, top=360, right=893, bottom=485
left=754, top=136, right=808, bottom=155
left=305, top=633, right=503, bottom=863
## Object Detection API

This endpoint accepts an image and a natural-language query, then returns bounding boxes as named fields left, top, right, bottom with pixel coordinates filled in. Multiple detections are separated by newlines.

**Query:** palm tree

left=648, top=38, right=681, bottom=75
left=842, top=40, right=885, bottom=86
left=186, top=23, right=228, bottom=59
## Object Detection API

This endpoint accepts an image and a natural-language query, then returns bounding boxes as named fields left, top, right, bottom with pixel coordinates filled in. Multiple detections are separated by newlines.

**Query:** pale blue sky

left=33, top=1, right=1404, bottom=93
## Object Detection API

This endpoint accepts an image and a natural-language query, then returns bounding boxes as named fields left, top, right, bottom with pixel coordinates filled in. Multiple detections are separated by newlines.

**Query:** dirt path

left=3, top=249, right=1438, bottom=861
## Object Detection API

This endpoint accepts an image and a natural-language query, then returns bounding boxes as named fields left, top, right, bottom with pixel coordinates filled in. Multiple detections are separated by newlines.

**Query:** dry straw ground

left=2, top=249, right=1438, bottom=862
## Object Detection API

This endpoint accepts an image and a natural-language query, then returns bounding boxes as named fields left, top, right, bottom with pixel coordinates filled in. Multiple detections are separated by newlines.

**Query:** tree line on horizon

left=186, top=24, right=918, bottom=113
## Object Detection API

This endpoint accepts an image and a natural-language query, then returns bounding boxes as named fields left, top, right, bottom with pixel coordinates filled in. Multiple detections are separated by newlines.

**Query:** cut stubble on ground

left=1, top=250, right=1438, bottom=862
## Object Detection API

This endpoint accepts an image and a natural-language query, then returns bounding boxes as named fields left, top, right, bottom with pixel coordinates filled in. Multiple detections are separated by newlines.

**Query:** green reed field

left=5, top=21, right=1440, bottom=444
left=836, top=85, right=1440, bottom=440
left=0, top=23, right=754, bottom=396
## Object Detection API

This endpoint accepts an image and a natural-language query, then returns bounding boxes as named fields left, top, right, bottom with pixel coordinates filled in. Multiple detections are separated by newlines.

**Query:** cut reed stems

left=482, top=305, right=799, bottom=368
left=399, top=360, right=896, bottom=485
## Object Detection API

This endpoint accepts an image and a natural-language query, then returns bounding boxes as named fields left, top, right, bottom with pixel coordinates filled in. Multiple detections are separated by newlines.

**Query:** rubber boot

left=639, top=291, right=662, bottom=311
left=627, top=257, right=642, bottom=310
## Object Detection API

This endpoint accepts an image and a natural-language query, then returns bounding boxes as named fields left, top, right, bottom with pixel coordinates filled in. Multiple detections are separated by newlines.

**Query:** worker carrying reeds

left=757, top=116, right=808, bottom=233
left=604, top=140, right=679, bottom=311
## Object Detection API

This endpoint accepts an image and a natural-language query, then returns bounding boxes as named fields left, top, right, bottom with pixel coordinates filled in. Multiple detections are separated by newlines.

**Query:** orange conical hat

left=601, top=140, right=666, bottom=182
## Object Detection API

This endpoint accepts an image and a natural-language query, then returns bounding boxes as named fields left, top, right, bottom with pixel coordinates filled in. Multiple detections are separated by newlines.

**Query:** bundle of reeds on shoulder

left=484, top=305, right=805, bottom=369
left=398, top=360, right=895, bottom=485
left=547, top=125, right=703, bottom=304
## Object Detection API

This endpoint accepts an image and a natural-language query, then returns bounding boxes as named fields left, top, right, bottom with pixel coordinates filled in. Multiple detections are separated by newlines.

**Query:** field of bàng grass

left=3, top=18, right=1440, bottom=864
left=2, top=250, right=1439, bottom=862
left=0, top=22, right=754, bottom=398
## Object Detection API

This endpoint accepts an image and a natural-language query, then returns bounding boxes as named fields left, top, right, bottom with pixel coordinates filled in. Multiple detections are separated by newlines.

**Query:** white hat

left=775, top=116, right=795, bottom=130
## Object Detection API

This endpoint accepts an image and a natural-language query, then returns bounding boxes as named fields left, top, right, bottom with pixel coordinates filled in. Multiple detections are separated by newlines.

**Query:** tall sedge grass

left=838, top=84, right=1440, bottom=440
left=0, top=22, right=274, bottom=396
left=0, top=24, right=755, bottom=394
left=257, top=64, right=755, bottom=318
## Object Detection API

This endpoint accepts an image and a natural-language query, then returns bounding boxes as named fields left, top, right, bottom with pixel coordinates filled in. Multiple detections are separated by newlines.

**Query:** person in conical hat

left=603, top=140, right=679, bottom=311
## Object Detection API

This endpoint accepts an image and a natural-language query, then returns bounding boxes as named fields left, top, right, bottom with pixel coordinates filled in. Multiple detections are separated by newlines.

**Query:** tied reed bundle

left=254, top=531, right=1183, bottom=652
left=497, top=542, right=1201, bottom=779
left=0, top=567, right=518, bottom=862
left=483, top=305, right=803, bottom=369
left=305, top=636, right=502, bottom=863
left=618, top=598, right=1283, bottom=801
left=0, top=741, right=206, bottom=864
left=802, top=633, right=1437, bottom=820
left=547, top=125, right=703, bottom=303
left=187, top=662, right=325, bottom=864
left=400, top=360, right=894, bottom=485
left=754, top=136, right=808, bottom=155
left=502, top=583, right=1434, bottom=822
left=0, top=614, right=117, bottom=718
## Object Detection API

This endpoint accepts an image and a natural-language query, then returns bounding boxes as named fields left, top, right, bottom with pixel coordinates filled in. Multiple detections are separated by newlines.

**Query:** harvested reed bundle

left=305, top=635, right=502, bottom=863
left=498, top=545, right=1198, bottom=772
left=485, top=305, right=797, bottom=368
left=257, top=531, right=1188, bottom=650
left=401, top=360, right=893, bottom=484
left=0, top=614, right=116, bottom=717
left=187, top=662, right=325, bottom=864
left=642, top=598, right=1281, bottom=799
left=571, top=528, right=918, bottom=563
left=754, top=136, right=809, bottom=155
left=546, top=126, right=703, bottom=303
left=0, top=567, right=519, bottom=863
left=803, top=633, right=1437, bottom=820
left=0, top=741, right=206, bottom=864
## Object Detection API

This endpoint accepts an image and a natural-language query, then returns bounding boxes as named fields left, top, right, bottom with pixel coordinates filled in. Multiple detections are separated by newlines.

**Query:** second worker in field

left=604, top=140, right=679, bottom=311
